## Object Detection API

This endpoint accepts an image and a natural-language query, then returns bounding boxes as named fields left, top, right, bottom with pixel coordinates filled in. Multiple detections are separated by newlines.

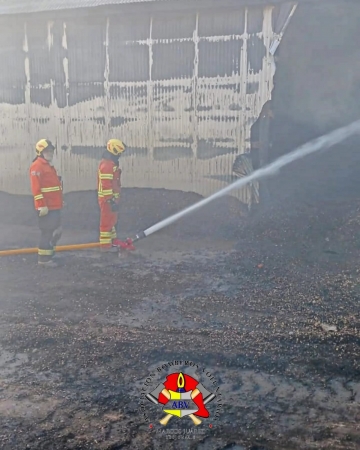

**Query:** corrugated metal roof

left=0, top=0, right=167, bottom=15
left=0, top=0, right=306, bottom=16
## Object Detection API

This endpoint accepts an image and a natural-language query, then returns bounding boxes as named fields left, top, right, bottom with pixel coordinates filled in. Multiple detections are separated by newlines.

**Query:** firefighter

left=97, top=139, right=126, bottom=251
left=29, top=139, right=63, bottom=267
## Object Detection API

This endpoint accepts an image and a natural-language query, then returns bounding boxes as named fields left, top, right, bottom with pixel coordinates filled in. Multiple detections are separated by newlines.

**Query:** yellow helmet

left=36, top=139, right=55, bottom=156
left=107, top=139, right=126, bottom=156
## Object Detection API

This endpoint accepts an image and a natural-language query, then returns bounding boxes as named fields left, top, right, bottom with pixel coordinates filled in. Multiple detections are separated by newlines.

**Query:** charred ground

left=0, top=144, right=359, bottom=450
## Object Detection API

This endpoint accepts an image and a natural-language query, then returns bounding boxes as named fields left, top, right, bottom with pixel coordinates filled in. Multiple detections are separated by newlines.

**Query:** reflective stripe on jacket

left=29, top=157, right=63, bottom=210
left=97, top=159, right=121, bottom=202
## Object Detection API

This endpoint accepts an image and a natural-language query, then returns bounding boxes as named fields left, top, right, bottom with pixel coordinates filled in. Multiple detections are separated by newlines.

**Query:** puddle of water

left=0, top=347, right=28, bottom=377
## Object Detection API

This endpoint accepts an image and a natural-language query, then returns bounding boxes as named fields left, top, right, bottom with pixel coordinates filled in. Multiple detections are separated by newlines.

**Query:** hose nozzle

left=112, top=238, right=136, bottom=251
left=131, top=231, right=146, bottom=243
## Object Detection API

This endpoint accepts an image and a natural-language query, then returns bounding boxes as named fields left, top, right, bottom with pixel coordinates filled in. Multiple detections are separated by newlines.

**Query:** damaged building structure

left=0, top=0, right=359, bottom=207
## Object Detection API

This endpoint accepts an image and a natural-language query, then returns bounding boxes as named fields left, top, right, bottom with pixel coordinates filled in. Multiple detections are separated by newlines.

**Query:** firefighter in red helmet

left=29, top=139, right=63, bottom=267
left=97, top=139, right=126, bottom=251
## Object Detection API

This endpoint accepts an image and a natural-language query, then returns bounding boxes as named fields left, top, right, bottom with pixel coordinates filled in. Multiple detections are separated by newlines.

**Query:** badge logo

left=146, top=371, right=216, bottom=426
left=138, top=360, right=222, bottom=430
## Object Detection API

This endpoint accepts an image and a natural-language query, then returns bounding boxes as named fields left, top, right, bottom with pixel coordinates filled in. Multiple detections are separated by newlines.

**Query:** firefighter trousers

left=38, top=210, right=62, bottom=262
left=99, top=201, right=118, bottom=248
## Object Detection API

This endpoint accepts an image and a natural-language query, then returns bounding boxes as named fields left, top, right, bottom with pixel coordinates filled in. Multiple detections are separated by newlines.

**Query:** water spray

left=119, top=118, right=360, bottom=250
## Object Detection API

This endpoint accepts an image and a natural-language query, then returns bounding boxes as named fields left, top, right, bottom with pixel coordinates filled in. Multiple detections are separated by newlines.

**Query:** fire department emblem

left=146, top=372, right=216, bottom=426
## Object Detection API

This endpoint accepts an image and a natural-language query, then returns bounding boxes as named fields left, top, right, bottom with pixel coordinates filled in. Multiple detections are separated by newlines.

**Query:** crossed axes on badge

left=146, top=383, right=216, bottom=426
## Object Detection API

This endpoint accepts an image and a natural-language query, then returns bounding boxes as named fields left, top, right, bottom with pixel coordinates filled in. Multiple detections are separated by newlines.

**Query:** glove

left=108, top=198, right=119, bottom=212
left=38, top=206, right=49, bottom=217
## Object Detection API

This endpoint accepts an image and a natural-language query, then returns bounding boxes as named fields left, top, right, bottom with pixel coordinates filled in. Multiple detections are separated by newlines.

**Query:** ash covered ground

left=0, top=145, right=359, bottom=450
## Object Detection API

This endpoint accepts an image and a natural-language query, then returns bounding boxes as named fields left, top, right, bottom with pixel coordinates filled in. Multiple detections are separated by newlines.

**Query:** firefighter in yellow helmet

left=29, top=139, right=63, bottom=267
left=97, top=139, right=126, bottom=251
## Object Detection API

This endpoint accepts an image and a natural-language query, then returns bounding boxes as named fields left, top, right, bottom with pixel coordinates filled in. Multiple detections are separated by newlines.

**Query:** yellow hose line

left=0, top=242, right=101, bottom=257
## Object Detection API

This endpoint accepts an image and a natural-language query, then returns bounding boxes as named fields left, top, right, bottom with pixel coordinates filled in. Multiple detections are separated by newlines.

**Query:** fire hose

left=0, top=242, right=102, bottom=257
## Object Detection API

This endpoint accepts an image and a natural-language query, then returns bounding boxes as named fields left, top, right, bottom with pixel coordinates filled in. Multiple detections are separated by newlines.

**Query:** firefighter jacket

left=29, top=157, right=63, bottom=210
left=97, top=158, right=121, bottom=203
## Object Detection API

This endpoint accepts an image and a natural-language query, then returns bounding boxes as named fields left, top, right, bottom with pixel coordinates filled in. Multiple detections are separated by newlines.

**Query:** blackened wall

left=272, top=0, right=360, bottom=157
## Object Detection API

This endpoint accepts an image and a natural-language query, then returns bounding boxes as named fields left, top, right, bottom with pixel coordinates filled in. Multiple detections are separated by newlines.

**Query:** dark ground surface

left=0, top=145, right=360, bottom=450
